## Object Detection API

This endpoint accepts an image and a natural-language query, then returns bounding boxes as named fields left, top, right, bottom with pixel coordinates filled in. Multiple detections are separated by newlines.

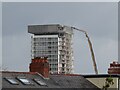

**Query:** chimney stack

left=29, top=57, right=49, bottom=78
left=108, top=61, right=120, bottom=74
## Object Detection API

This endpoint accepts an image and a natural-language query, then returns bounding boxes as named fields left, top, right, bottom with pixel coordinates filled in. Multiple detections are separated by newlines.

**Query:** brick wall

left=29, top=57, right=49, bottom=78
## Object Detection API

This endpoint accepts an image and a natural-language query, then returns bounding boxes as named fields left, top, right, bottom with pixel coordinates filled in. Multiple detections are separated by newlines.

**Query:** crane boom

left=71, top=27, right=98, bottom=74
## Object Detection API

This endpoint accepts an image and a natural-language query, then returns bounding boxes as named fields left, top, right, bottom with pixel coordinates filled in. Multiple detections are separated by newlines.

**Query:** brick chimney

left=29, top=57, right=49, bottom=78
left=108, top=61, right=120, bottom=74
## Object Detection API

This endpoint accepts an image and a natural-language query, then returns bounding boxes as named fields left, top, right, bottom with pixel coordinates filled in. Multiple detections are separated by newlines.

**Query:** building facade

left=28, top=24, right=74, bottom=74
left=83, top=74, right=120, bottom=90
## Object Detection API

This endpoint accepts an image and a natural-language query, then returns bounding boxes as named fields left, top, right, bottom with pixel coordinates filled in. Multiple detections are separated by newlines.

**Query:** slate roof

left=1, top=71, right=100, bottom=89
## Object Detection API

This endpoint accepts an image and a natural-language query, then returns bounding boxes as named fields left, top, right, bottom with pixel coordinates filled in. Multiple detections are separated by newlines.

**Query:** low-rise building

left=83, top=61, right=120, bottom=90
left=83, top=74, right=120, bottom=90
left=2, top=71, right=99, bottom=89
left=1, top=57, right=100, bottom=90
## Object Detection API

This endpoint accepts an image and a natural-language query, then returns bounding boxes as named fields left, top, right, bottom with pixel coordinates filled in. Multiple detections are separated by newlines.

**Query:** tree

left=102, top=76, right=114, bottom=90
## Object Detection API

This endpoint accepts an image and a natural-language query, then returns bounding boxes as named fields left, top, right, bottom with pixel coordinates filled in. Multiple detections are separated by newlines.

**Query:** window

left=33, top=79, right=47, bottom=86
left=17, top=77, right=33, bottom=85
left=5, top=77, right=19, bottom=85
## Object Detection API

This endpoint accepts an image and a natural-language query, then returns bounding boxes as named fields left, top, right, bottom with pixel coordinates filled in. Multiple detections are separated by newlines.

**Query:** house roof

left=2, top=71, right=100, bottom=89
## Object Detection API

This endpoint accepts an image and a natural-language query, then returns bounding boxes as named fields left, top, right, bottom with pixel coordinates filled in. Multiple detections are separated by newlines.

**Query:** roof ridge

left=1, top=71, right=37, bottom=75
left=50, top=74, right=81, bottom=76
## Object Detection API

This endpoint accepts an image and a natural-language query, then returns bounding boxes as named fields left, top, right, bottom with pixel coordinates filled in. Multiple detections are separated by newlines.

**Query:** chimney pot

left=29, top=57, right=49, bottom=78
left=108, top=61, right=120, bottom=74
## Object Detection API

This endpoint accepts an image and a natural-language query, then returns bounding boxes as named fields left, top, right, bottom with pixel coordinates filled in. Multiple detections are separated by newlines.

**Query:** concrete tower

left=28, top=24, right=74, bottom=74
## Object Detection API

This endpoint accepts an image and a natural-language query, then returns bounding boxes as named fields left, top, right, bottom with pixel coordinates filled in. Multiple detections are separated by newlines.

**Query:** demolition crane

left=71, top=27, right=98, bottom=74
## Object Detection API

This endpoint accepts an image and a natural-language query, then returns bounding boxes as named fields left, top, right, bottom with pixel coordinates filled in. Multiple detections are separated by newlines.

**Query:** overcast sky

left=0, top=2, right=2, bottom=68
left=2, top=2, right=118, bottom=74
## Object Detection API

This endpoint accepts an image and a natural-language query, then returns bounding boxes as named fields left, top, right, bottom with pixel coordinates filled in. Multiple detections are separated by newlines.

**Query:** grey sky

left=1, top=0, right=119, bottom=2
left=0, top=2, right=2, bottom=68
left=2, top=2, right=118, bottom=74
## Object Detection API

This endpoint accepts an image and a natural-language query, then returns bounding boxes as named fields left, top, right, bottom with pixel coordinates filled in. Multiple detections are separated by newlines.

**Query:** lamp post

left=71, top=27, right=98, bottom=74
